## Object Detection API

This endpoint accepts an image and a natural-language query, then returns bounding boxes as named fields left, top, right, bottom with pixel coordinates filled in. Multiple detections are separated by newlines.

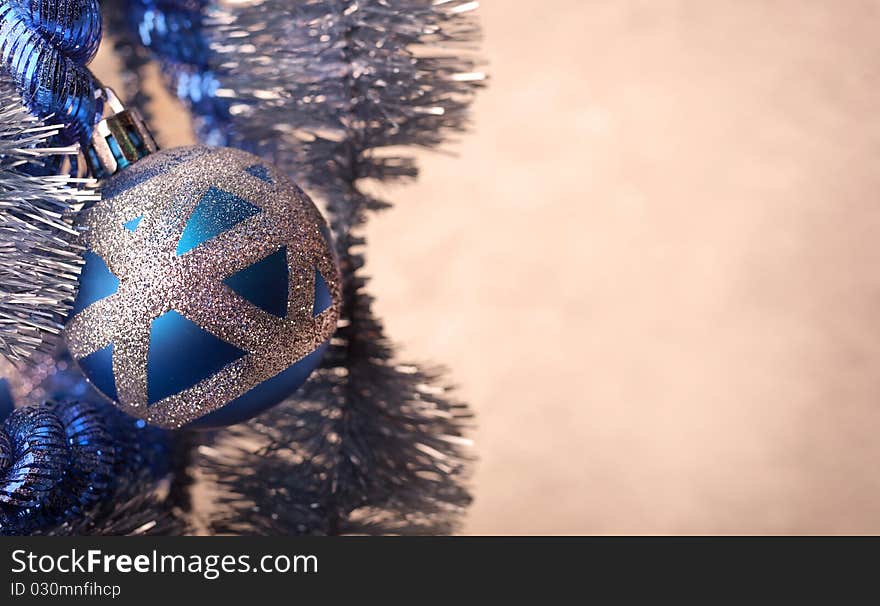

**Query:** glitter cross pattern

left=66, top=147, right=340, bottom=428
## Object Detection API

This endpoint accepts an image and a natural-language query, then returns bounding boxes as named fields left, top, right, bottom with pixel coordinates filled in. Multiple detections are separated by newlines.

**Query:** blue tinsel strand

left=131, top=0, right=205, bottom=66
left=124, top=0, right=483, bottom=535
left=125, top=0, right=229, bottom=144
left=0, top=0, right=102, bottom=144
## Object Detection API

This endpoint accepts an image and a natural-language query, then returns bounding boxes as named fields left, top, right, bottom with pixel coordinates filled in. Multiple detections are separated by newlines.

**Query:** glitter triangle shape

left=223, top=248, right=289, bottom=317
left=147, top=310, right=246, bottom=404
left=176, top=187, right=261, bottom=256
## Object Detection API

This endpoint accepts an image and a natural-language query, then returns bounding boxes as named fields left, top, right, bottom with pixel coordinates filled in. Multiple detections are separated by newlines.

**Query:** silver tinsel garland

left=108, top=0, right=485, bottom=534
left=0, top=78, right=98, bottom=364
left=194, top=0, right=485, bottom=535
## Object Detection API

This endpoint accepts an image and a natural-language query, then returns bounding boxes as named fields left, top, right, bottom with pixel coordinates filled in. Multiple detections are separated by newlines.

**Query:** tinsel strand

left=110, top=0, right=484, bottom=535
left=190, top=0, right=483, bottom=535
left=0, top=0, right=187, bottom=535
left=119, top=0, right=229, bottom=144
left=0, top=77, right=97, bottom=363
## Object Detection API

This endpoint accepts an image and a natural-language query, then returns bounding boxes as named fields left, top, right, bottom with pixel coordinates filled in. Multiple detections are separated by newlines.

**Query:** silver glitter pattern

left=65, top=146, right=340, bottom=428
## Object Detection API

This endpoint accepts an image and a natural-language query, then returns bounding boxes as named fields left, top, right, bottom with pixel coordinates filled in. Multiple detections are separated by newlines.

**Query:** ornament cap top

left=83, top=87, right=159, bottom=180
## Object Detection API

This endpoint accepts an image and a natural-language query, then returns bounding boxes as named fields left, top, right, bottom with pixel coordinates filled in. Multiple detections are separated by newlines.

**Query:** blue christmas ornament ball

left=65, top=146, right=340, bottom=429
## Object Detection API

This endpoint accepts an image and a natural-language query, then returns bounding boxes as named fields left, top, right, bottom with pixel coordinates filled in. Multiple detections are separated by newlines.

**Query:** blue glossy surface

left=176, top=186, right=261, bottom=255
left=0, top=379, right=13, bottom=422
left=106, top=134, right=129, bottom=170
left=223, top=247, right=288, bottom=317
left=79, top=343, right=119, bottom=402
left=146, top=310, right=246, bottom=405
left=313, top=268, right=332, bottom=316
left=70, top=251, right=119, bottom=317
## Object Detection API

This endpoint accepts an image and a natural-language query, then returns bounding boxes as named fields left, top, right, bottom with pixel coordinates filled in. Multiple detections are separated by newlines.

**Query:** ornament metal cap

left=84, top=87, right=158, bottom=180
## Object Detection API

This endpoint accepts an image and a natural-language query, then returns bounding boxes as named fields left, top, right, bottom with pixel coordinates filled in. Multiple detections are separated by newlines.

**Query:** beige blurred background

left=97, top=1, right=880, bottom=534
